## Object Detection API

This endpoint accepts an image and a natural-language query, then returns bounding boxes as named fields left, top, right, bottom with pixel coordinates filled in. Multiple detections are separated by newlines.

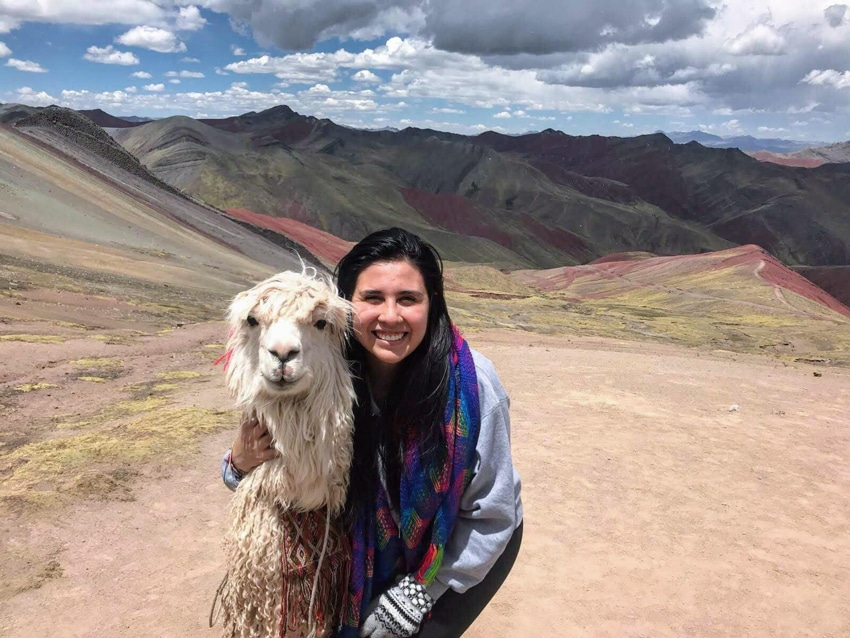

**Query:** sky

left=1, top=1, right=849, bottom=142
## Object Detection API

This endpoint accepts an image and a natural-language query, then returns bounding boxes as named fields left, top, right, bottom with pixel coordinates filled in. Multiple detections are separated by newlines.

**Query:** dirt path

left=1, top=329, right=849, bottom=637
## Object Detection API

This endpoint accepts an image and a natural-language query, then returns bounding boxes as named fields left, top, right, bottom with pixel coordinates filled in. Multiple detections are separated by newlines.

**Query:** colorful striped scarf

left=337, top=326, right=480, bottom=636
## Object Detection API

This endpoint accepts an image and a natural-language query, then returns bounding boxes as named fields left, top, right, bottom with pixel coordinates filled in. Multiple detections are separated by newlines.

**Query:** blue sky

left=1, top=1, right=849, bottom=142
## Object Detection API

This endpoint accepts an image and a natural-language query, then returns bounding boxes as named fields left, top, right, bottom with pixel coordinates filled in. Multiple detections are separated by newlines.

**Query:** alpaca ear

left=227, top=289, right=257, bottom=328
left=328, top=296, right=352, bottom=331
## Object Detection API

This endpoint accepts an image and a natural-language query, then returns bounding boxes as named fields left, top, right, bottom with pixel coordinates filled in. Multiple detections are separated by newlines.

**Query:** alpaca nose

left=269, top=347, right=299, bottom=363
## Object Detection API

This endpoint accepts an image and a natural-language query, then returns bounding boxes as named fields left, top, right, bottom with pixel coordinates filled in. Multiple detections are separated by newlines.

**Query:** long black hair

left=335, top=227, right=454, bottom=515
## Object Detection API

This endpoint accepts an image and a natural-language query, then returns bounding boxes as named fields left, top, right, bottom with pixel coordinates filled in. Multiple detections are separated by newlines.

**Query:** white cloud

left=54, top=83, right=295, bottom=116
left=165, top=70, right=205, bottom=78
left=175, top=6, right=207, bottom=31
left=169, top=79, right=180, bottom=84
left=181, top=56, right=200, bottom=63
left=494, top=111, right=511, bottom=118
left=6, top=58, right=47, bottom=72
left=143, top=83, right=165, bottom=91
left=84, top=45, right=139, bottom=65
left=725, top=23, right=787, bottom=56
left=0, top=41, right=10, bottom=57
left=16, top=86, right=55, bottom=106
left=131, top=70, right=152, bottom=78
left=231, top=45, right=246, bottom=56
left=352, top=69, right=380, bottom=83
left=215, top=67, right=229, bottom=75
left=0, top=1, right=164, bottom=27
left=0, top=17, right=21, bottom=33
left=125, top=86, right=137, bottom=92
left=786, top=102, right=820, bottom=113
left=432, top=107, right=464, bottom=113
left=801, top=69, right=850, bottom=89
left=116, top=26, right=186, bottom=53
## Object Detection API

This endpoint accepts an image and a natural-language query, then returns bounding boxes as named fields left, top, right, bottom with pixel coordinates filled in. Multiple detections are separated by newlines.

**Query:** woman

left=224, top=228, right=523, bottom=637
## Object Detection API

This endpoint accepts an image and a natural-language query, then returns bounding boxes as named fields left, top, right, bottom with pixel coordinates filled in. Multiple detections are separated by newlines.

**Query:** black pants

left=416, top=521, right=524, bottom=638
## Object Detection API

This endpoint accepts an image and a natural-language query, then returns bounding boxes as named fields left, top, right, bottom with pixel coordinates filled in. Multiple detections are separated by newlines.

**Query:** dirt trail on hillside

left=1, top=328, right=848, bottom=637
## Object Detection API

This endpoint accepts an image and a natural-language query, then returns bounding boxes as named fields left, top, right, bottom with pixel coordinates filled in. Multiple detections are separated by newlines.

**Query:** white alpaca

left=218, top=269, right=355, bottom=638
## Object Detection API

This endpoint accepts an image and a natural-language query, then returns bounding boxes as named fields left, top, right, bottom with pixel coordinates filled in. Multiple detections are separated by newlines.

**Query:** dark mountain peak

left=248, top=104, right=298, bottom=123
left=78, top=109, right=141, bottom=128
left=397, top=126, right=460, bottom=141
left=17, top=105, right=116, bottom=145
left=665, top=130, right=724, bottom=144
left=0, top=102, right=42, bottom=124
left=635, top=132, right=674, bottom=146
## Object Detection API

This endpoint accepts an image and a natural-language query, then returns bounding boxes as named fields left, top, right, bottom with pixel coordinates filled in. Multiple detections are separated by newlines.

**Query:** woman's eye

left=314, top=319, right=327, bottom=330
left=246, top=315, right=259, bottom=327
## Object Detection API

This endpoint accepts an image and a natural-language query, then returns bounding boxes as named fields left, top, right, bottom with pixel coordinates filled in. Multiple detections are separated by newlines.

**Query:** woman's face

left=351, top=259, right=430, bottom=375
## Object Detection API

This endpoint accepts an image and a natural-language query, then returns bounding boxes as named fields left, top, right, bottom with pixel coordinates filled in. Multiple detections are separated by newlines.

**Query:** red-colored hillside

left=515, top=245, right=850, bottom=319
left=748, top=151, right=826, bottom=168
left=401, top=188, right=515, bottom=247
left=226, top=208, right=354, bottom=265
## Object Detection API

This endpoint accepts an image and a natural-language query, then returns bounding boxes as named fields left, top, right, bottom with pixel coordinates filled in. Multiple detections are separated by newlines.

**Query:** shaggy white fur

left=219, top=269, right=355, bottom=638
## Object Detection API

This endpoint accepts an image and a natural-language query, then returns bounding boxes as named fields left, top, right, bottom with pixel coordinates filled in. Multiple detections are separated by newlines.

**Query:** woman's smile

left=374, top=330, right=407, bottom=342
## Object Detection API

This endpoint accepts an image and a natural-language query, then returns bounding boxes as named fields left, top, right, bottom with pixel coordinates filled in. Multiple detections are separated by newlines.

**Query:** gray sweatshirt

left=221, top=349, right=523, bottom=600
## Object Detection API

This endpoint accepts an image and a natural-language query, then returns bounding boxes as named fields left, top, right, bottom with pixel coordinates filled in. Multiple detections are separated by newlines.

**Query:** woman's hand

left=230, top=417, right=278, bottom=474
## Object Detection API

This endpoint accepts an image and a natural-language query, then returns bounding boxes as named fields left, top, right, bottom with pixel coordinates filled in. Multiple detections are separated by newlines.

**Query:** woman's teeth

left=375, top=331, right=404, bottom=342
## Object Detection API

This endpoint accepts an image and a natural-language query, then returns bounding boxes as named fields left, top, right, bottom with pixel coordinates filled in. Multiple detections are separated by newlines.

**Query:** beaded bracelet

left=399, top=575, right=434, bottom=615
left=228, top=449, right=246, bottom=480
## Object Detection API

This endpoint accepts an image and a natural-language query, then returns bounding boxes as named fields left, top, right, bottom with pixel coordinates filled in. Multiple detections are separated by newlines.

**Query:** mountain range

left=3, top=102, right=849, bottom=309
left=663, top=130, right=825, bottom=154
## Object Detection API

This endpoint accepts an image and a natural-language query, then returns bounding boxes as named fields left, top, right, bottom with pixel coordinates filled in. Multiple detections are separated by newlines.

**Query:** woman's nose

left=379, top=301, right=400, bottom=322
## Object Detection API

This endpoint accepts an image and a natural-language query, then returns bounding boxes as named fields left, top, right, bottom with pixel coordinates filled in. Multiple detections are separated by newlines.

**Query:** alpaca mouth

left=262, top=369, right=304, bottom=390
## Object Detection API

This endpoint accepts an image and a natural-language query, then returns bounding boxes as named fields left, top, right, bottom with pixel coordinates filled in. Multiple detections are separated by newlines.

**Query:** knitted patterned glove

left=359, top=574, right=435, bottom=638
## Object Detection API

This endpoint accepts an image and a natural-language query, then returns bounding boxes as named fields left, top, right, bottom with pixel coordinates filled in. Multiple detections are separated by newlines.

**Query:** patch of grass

left=14, top=383, right=58, bottom=393
left=70, top=357, right=124, bottom=368
left=447, top=283, right=850, bottom=367
left=3, top=406, right=234, bottom=506
left=0, top=334, right=66, bottom=344
left=69, top=357, right=127, bottom=383
left=54, top=396, right=168, bottom=430
left=156, top=370, right=202, bottom=380
left=124, top=376, right=195, bottom=400
left=54, top=321, right=91, bottom=330
left=90, top=334, right=139, bottom=345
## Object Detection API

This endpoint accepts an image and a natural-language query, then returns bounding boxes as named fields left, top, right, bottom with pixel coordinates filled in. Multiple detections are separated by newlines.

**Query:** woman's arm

left=221, top=449, right=244, bottom=491
left=426, top=352, right=523, bottom=600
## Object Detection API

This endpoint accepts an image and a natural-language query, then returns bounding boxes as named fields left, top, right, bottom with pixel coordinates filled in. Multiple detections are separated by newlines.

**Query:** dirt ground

left=0, top=324, right=848, bottom=637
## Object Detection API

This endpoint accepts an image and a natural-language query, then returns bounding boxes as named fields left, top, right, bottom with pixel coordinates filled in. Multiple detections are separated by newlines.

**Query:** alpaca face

left=226, top=270, right=350, bottom=405
left=249, top=308, right=330, bottom=395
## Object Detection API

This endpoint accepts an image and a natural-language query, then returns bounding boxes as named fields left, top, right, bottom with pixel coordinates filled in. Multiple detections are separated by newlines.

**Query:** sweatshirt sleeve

left=425, top=351, right=523, bottom=600
left=221, top=449, right=243, bottom=492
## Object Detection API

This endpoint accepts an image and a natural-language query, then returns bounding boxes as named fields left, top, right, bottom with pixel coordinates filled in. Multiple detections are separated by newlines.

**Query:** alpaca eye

left=314, top=319, right=327, bottom=330
left=246, top=315, right=259, bottom=327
